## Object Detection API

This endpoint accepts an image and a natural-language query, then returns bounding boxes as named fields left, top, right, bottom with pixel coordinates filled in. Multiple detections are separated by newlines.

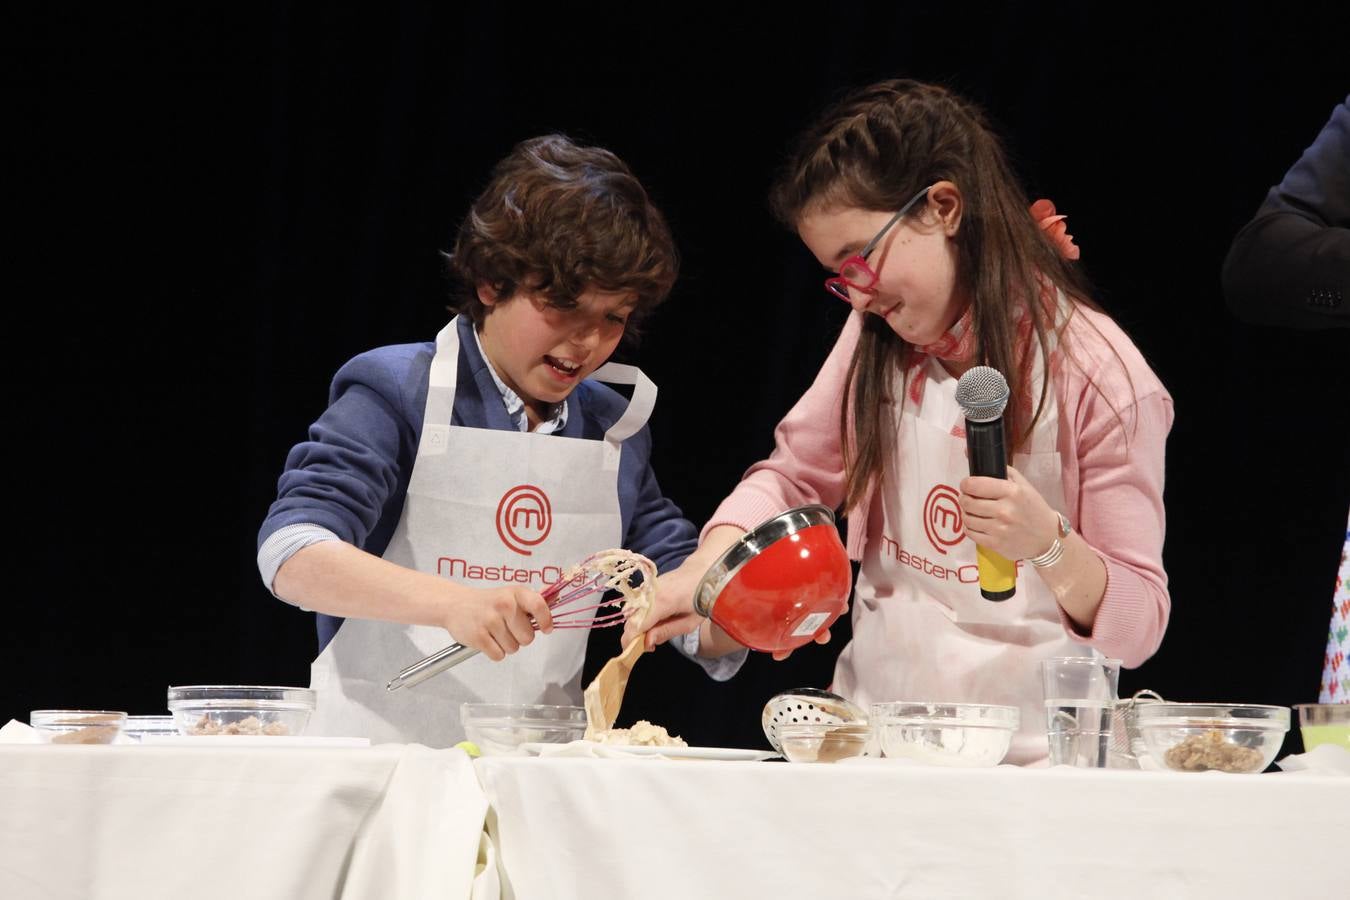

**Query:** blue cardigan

left=260, top=315, right=700, bottom=649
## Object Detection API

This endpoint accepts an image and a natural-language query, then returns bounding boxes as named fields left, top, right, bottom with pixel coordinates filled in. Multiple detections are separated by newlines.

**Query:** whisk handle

left=385, top=642, right=481, bottom=692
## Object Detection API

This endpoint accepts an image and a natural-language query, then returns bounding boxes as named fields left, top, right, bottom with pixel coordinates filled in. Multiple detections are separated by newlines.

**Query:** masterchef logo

left=879, top=533, right=980, bottom=584
left=878, top=533, right=1023, bottom=584
left=495, top=484, right=552, bottom=556
left=436, top=557, right=568, bottom=586
left=922, top=484, right=965, bottom=554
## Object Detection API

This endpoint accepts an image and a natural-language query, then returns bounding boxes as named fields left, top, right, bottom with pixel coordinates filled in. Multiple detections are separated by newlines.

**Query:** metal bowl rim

left=693, top=504, right=838, bottom=616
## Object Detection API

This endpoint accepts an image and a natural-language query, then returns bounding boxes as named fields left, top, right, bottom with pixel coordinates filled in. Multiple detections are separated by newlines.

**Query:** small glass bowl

left=167, top=686, right=316, bottom=737
left=778, top=723, right=875, bottom=763
left=30, top=710, right=128, bottom=745
left=122, top=715, right=180, bottom=743
left=1135, top=702, right=1290, bottom=773
left=872, top=701, right=1019, bottom=767
left=1293, top=703, right=1350, bottom=751
left=460, top=703, right=587, bottom=756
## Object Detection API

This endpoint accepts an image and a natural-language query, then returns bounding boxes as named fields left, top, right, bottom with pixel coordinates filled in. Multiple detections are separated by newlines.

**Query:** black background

left=8, top=3, right=1349, bottom=756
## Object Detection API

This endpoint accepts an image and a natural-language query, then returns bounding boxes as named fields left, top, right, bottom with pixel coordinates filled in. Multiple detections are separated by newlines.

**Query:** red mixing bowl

left=693, top=505, right=852, bottom=654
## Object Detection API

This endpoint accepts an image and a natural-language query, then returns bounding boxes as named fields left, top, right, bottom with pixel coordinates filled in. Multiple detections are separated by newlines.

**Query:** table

left=7, top=740, right=1346, bottom=900
left=1, top=742, right=492, bottom=900
left=475, top=756, right=1350, bottom=900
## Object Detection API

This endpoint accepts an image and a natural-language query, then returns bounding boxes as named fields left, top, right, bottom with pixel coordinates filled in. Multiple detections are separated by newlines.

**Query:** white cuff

left=257, top=524, right=342, bottom=601
left=676, top=625, right=748, bottom=682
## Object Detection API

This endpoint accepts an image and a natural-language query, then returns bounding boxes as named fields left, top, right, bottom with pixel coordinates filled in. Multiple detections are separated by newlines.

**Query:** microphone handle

left=966, top=417, right=1016, bottom=601
left=966, top=418, right=1008, bottom=480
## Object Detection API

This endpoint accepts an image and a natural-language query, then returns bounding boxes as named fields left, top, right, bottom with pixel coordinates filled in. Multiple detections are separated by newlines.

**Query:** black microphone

left=955, top=366, right=1016, bottom=601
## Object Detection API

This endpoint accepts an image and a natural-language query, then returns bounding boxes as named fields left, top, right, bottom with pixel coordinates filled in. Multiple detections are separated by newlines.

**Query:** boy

left=257, top=135, right=739, bottom=746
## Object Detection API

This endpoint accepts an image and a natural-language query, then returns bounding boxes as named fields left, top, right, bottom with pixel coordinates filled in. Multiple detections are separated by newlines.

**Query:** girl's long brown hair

left=769, top=80, right=1106, bottom=513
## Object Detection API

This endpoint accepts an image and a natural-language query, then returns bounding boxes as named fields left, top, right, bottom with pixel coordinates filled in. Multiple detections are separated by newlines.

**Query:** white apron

left=306, top=317, right=656, bottom=747
left=834, top=354, right=1092, bottom=765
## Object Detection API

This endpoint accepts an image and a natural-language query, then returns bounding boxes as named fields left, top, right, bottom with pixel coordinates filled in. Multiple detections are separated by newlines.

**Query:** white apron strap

left=425, top=318, right=463, bottom=413
left=424, top=320, right=657, bottom=469
left=588, top=362, right=657, bottom=471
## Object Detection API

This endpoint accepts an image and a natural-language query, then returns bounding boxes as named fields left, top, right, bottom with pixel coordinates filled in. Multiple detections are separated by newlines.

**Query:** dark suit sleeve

left=1222, top=98, right=1350, bottom=329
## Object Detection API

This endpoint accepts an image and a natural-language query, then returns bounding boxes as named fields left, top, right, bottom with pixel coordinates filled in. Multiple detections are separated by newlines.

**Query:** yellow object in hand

left=976, top=545, right=1016, bottom=601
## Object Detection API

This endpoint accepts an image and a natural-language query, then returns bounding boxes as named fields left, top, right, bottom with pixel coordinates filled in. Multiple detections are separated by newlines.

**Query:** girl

left=628, top=80, right=1173, bottom=764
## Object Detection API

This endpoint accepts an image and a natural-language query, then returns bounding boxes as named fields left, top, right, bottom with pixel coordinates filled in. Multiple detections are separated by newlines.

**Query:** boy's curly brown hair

left=448, top=135, right=678, bottom=339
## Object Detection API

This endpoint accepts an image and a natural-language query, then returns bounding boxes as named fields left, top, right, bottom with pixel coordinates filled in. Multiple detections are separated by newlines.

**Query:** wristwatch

left=1027, top=512, right=1071, bottom=569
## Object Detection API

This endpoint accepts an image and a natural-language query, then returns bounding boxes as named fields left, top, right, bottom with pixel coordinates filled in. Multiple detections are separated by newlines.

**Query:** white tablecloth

left=0, top=742, right=492, bottom=900
left=475, top=756, right=1350, bottom=900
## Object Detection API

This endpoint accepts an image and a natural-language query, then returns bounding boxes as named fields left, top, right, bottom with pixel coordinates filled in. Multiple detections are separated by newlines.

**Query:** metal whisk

left=385, top=550, right=653, bottom=692
left=1109, top=689, right=1165, bottom=768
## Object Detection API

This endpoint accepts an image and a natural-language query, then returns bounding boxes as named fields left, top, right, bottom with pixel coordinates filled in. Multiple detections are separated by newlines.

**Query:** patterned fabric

left=471, top=326, right=568, bottom=434
left=1320, top=509, right=1350, bottom=703
left=907, top=295, right=1058, bottom=440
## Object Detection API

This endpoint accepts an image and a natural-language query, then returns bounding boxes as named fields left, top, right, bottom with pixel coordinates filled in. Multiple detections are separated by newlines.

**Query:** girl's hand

left=622, top=556, right=706, bottom=650
left=622, top=524, right=748, bottom=653
left=958, top=465, right=1060, bottom=562
left=440, top=585, right=554, bottom=662
left=630, top=558, right=839, bottom=660
left=769, top=626, right=836, bottom=662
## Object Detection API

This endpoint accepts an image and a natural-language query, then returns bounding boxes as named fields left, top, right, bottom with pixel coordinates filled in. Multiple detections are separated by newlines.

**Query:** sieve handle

left=386, top=642, right=481, bottom=692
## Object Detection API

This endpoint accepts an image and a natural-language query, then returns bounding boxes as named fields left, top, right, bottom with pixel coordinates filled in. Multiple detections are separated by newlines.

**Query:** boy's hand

left=440, top=585, right=554, bottom=662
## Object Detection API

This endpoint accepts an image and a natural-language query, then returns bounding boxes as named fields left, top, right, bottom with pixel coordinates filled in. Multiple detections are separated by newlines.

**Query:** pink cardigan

left=705, top=306, right=1174, bottom=668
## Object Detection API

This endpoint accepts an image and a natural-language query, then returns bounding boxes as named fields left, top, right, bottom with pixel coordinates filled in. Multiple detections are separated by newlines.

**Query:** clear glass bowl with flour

left=871, top=701, right=1019, bottom=767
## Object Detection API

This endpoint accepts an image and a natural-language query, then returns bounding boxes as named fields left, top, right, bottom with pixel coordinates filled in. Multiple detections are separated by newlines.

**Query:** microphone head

left=955, top=366, right=1010, bottom=422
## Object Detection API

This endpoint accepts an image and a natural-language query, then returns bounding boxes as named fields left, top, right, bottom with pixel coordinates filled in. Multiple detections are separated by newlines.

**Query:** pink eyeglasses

left=824, top=185, right=934, bottom=301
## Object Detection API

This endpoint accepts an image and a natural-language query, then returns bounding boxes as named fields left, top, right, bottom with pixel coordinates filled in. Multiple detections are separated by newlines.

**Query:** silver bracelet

left=1028, top=512, right=1071, bottom=569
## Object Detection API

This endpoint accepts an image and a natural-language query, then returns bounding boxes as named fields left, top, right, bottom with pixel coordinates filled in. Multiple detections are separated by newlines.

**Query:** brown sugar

left=47, top=714, right=123, bottom=745
left=188, top=714, right=290, bottom=736
left=1162, top=729, right=1265, bottom=773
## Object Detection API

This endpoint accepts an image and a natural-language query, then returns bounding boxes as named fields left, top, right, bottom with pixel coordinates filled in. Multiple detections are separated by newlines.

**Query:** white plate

left=520, top=741, right=777, bottom=761
left=140, top=735, right=370, bottom=748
